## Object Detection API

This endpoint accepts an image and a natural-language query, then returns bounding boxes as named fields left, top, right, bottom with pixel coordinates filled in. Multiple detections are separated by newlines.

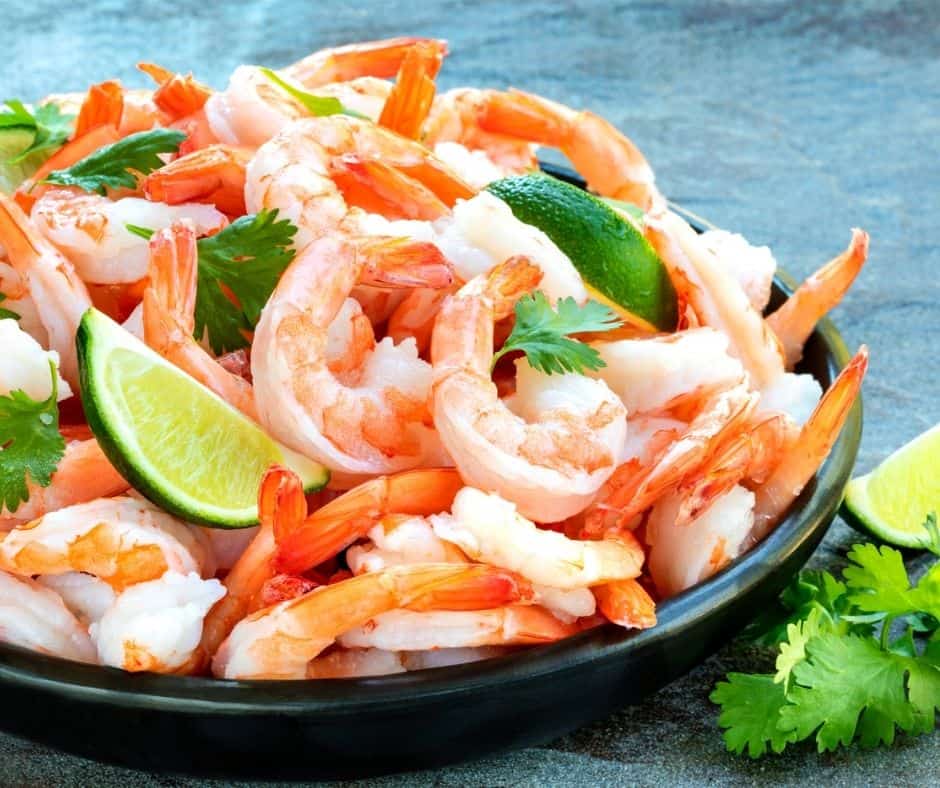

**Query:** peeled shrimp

left=252, top=234, right=454, bottom=483
left=699, top=229, right=777, bottom=313
left=37, top=572, right=115, bottom=626
left=0, top=570, right=97, bottom=662
left=91, top=571, right=225, bottom=673
left=431, top=487, right=643, bottom=589
left=431, top=258, right=627, bottom=521
left=0, top=497, right=213, bottom=590
left=213, top=563, right=531, bottom=679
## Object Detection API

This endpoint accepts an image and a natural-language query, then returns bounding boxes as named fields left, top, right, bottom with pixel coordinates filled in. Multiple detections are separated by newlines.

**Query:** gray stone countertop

left=1, top=1, right=939, bottom=784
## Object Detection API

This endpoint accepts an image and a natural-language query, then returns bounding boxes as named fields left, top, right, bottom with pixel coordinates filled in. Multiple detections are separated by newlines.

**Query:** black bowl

left=0, top=168, right=862, bottom=779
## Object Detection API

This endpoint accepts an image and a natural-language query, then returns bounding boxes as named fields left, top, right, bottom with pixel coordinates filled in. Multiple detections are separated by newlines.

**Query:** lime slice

left=842, top=423, right=940, bottom=548
left=77, top=309, right=329, bottom=527
left=0, top=127, right=53, bottom=193
left=487, top=172, right=678, bottom=331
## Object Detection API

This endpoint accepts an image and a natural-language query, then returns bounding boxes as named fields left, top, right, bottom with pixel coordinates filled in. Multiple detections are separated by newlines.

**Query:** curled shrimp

left=426, top=88, right=663, bottom=209
left=430, top=487, right=644, bottom=590
left=31, top=188, right=227, bottom=284
left=252, top=233, right=455, bottom=483
left=212, top=562, right=530, bottom=679
left=0, top=194, right=93, bottom=390
left=0, top=570, right=97, bottom=663
left=431, top=257, right=627, bottom=522
left=767, top=229, right=869, bottom=369
left=0, top=497, right=213, bottom=591
left=142, top=222, right=257, bottom=419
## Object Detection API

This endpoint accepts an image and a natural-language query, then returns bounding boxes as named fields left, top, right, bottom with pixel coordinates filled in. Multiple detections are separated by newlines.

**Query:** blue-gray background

left=2, top=1, right=939, bottom=784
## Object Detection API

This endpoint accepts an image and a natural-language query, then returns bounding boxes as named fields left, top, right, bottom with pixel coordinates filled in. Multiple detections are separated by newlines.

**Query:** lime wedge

left=0, top=127, right=54, bottom=194
left=487, top=172, right=677, bottom=331
left=842, top=423, right=940, bottom=548
left=77, top=309, right=329, bottom=527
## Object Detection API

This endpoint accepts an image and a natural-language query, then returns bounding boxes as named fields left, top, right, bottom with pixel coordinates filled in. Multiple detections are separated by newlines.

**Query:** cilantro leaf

left=0, top=100, right=74, bottom=163
left=0, top=361, right=65, bottom=512
left=124, top=223, right=155, bottom=240
left=774, top=606, right=828, bottom=687
left=194, top=210, right=297, bottom=354
left=844, top=543, right=940, bottom=622
left=45, top=128, right=185, bottom=195
left=0, top=294, right=19, bottom=321
left=710, top=673, right=798, bottom=758
left=259, top=68, right=367, bottom=119
left=492, top=292, right=622, bottom=375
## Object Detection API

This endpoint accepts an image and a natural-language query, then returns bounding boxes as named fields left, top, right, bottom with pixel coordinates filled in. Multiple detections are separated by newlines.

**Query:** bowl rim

left=0, top=174, right=862, bottom=717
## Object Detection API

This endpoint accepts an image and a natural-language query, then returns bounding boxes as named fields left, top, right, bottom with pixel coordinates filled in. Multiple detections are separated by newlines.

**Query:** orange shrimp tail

left=484, top=255, right=544, bottom=319
left=333, top=155, right=450, bottom=221
left=143, top=145, right=249, bottom=216
left=378, top=42, right=444, bottom=140
left=767, top=229, right=869, bottom=368
left=138, top=62, right=212, bottom=120
left=287, top=37, right=448, bottom=86
left=752, top=346, right=868, bottom=538
left=275, top=468, right=464, bottom=575
left=407, top=565, right=534, bottom=611
left=355, top=236, right=456, bottom=290
left=15, top=125, right=120, bottom=212
left=146, top=222, right=198, bottom=335
left=477, top=88, right=568, bottom=146
left=74, top=80, right=125, bottom=138
left=594, top=579, right=657, bottom=630
left=259, top=465, right=309, bottom=544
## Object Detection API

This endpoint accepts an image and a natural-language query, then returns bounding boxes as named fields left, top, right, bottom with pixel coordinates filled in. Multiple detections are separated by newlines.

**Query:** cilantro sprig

left=712, top=523, right=940, bottom=757
left=0, top=99, right=74, bottom=163
left=258, top=68, right=367, bottom=119
left=45, top=128, right=185, bottom=195
left=128, top=210, right=297, bottom=354
left=492, top=292, right=622, bottom=375
left=0, top=361, right=65, bottom=512
left=0, top=294, right=19, bottom=321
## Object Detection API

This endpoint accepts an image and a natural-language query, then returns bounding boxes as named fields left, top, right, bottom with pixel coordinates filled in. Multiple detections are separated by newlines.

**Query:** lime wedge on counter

left=77, top=309, right=329, bottom=528
left=841, top=423, right=940, bottom=548
left=0, top=127, right=50, bottom=193
left=487, top=172, right=678, bottom=331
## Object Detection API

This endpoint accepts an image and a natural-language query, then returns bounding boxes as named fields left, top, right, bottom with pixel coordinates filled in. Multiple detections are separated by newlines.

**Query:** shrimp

left=0, top=194, right=93, bottom=390
left=584, top=381, right=757, bottom=533
left=212, top=562, right=530, bottom=679
left=347, top=514, right=468, bottom=575
left=337, top=606, right=580, bottom=651
left=137, top=62, right=213, bottom=122
left=593, top=579, right=657, bottom=630
left=698, top=229, right=778, bottom=313
left=751, top=346, right=868, bottom=539
left=275, top=468, right=464, bottom=576
left=647, top=484, right=757, bottom=598
left=251, top=234, right=455, bottom=484
left=142, top=146, right=251, bottom=216
left=142, top=222, right=257, bottom=419
left=767, top=229, right=869, bottom=369
left=31, top=188, right=227, bottom=284
left=431, top=258, right=627, bottom=522
left=377, top=41, right=445, bottom=140
left=425, top=88, right=663, bottom=209
left=37, top=572, right=116, bottom=627
left=0, top=570, right=97, bottom=663
left=0, top=497, right=213, bottom=591
left=430, top=487, right=644, bottom=589
left=90, top=571, right=225, bottom=674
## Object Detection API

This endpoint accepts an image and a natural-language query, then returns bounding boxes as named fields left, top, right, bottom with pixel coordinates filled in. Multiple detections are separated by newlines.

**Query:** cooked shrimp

left=142, top=222, right=257, bottom=419
left=275, top=468, right=464, bottom=576
left=430, top=487, right=644, bottom=589
left=0, top=497, right=213, bottom=590
left=31, top=189, right=227, bottom=284
left=137, top=61, right=212, bottom=122
left=0, top=194, right=93, bottom=390
left=647, top=484, right=756, bottom=598
left=593, top=579, right=657, bottom=630
left=90, top=571, right=225, bottom=674
left=751, top=346, right=868, bottom=539
left=252, top=234, right=455, bottom=484
left=698, top=229, right=778, bottom=313
left=142, top=145, right=251, bottom=216
left=37, top=572, right=116, bottom=626
left=0, top=570, right=97, bottom=663
left=431, top=258, right=627, bottom=521
left=378, top=41, right=445, bottom=140
left=213, top=562, right=531, bottom=679
left=338, top=605, right=579, bottom=651
left=426, top=88, right=663, bottom=209
left=767, top=229, right=868, bottom=369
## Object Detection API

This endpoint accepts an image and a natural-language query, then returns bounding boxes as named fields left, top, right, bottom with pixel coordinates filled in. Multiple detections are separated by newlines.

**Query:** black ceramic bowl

left=0, top=168, right=862, bottom=779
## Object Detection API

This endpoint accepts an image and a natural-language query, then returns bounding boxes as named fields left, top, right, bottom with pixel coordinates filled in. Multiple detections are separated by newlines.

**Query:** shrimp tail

left=74, top=80, right=125, bottom=138
left=333, top=156, right=451, bottom=220
left=593, top=579, right=657, bottom=630
left=378, top=41, right=444, bottom=140
left=406, top=564, right=534, bottom=611
left=752, top=346, right=868, bottom=539
left=354, top=236, right=456, bottom=290
left=138, top=62, right=213, bottom=120
left=767, top=229, right=869, bottom=369
left=143, top=145, right=250, bottom=216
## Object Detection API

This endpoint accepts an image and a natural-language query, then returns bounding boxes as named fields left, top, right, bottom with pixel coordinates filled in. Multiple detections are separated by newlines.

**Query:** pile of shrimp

left=0, top=37, right=868, bottom=680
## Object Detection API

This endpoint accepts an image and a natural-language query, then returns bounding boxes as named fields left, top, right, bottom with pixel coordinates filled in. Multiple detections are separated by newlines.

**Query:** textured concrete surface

left=1, top=0, right=939, bottom=784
